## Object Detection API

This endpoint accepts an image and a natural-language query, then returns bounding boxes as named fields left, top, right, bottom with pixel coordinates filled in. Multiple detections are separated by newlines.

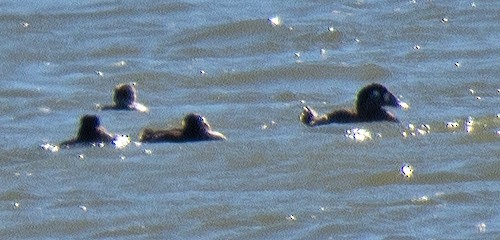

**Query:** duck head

left=356, top=83, right=409, bottom=119
left=182, top=113, right=211, bottom=136
left=114, top=83, right=137, bottom=108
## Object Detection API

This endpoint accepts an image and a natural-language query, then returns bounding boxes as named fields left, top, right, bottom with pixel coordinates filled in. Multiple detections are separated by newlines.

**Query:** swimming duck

left=60, top=115, right=114, bottom=146
left=99, top=82, right=148, bottom=112
left=139, top=113, right=227, bottom=143
left=300, top=83, right=408, bottom=126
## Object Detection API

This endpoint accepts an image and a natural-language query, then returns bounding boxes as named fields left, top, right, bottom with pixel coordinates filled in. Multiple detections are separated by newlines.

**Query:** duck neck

left=77, top=127, right=100, bottom=141
left=356, top=101, right=384, bottom=119
left=183, top=127, right=207, bottom=138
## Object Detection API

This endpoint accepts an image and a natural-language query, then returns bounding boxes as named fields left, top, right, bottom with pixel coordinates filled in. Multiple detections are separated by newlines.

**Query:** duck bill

left=398, top=101, right=410, bottom=110
left=386, top=93, right=409, bottom=110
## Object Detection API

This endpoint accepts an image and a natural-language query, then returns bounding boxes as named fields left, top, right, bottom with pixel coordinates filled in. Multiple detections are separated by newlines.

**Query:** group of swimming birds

left=59, top=82, right=409, bottom=147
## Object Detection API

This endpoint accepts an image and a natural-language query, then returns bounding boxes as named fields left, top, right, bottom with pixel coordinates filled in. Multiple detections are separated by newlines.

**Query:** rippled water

left=1, top=0, right=499, bottom=239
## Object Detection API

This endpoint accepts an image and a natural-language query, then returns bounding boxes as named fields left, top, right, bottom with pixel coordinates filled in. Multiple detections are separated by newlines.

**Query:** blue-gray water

left=1, top=0, right=499, bottom=239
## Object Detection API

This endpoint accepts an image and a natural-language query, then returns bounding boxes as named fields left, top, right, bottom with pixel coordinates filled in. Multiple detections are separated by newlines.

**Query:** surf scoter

left=60, top=115, right=114, bottom=146
left=139, top=113, right=227, bottom=143
left=99, top=82, right=148, bottom=112
left=300, top=83, right=409, bottom=126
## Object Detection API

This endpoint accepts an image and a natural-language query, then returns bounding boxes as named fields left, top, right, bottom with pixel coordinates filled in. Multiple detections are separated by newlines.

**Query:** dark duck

left=300, top=83, right=409, bottom=126
left=139, top=113, right=227, bottom=143
left=99, top=82, right=148, bottom=112
left=60, top=115, right=114, bottom=146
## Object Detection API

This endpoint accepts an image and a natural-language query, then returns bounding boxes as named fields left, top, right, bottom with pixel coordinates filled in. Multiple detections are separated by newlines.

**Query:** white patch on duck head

left=370, top=90, right=381, bottom=100
left=383, top=92, right=391, bottom=103
left=199, top=116, right=211, bottom=130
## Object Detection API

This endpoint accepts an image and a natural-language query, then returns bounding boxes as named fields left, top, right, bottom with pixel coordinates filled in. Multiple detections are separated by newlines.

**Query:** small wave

left=197, top=63, right=391, bottom=87
left=171, top=19, right=286, bottom=45
left=169, top=18, right=345, bottom=59
left=0, top=190, right=41, bottom=201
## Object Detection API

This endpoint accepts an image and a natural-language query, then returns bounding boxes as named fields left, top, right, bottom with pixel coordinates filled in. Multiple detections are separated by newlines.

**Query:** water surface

left=0, top=0, right=499, bottom=239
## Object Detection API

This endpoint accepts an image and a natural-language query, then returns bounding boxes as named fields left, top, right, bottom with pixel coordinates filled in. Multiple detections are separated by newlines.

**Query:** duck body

left=300, top=83, right=408, bottom=126
left=100, top=83, right=148, bottom=112
left=60, top=115, right=114, bottom=146
left=139, top=113, right=226, bottom=143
